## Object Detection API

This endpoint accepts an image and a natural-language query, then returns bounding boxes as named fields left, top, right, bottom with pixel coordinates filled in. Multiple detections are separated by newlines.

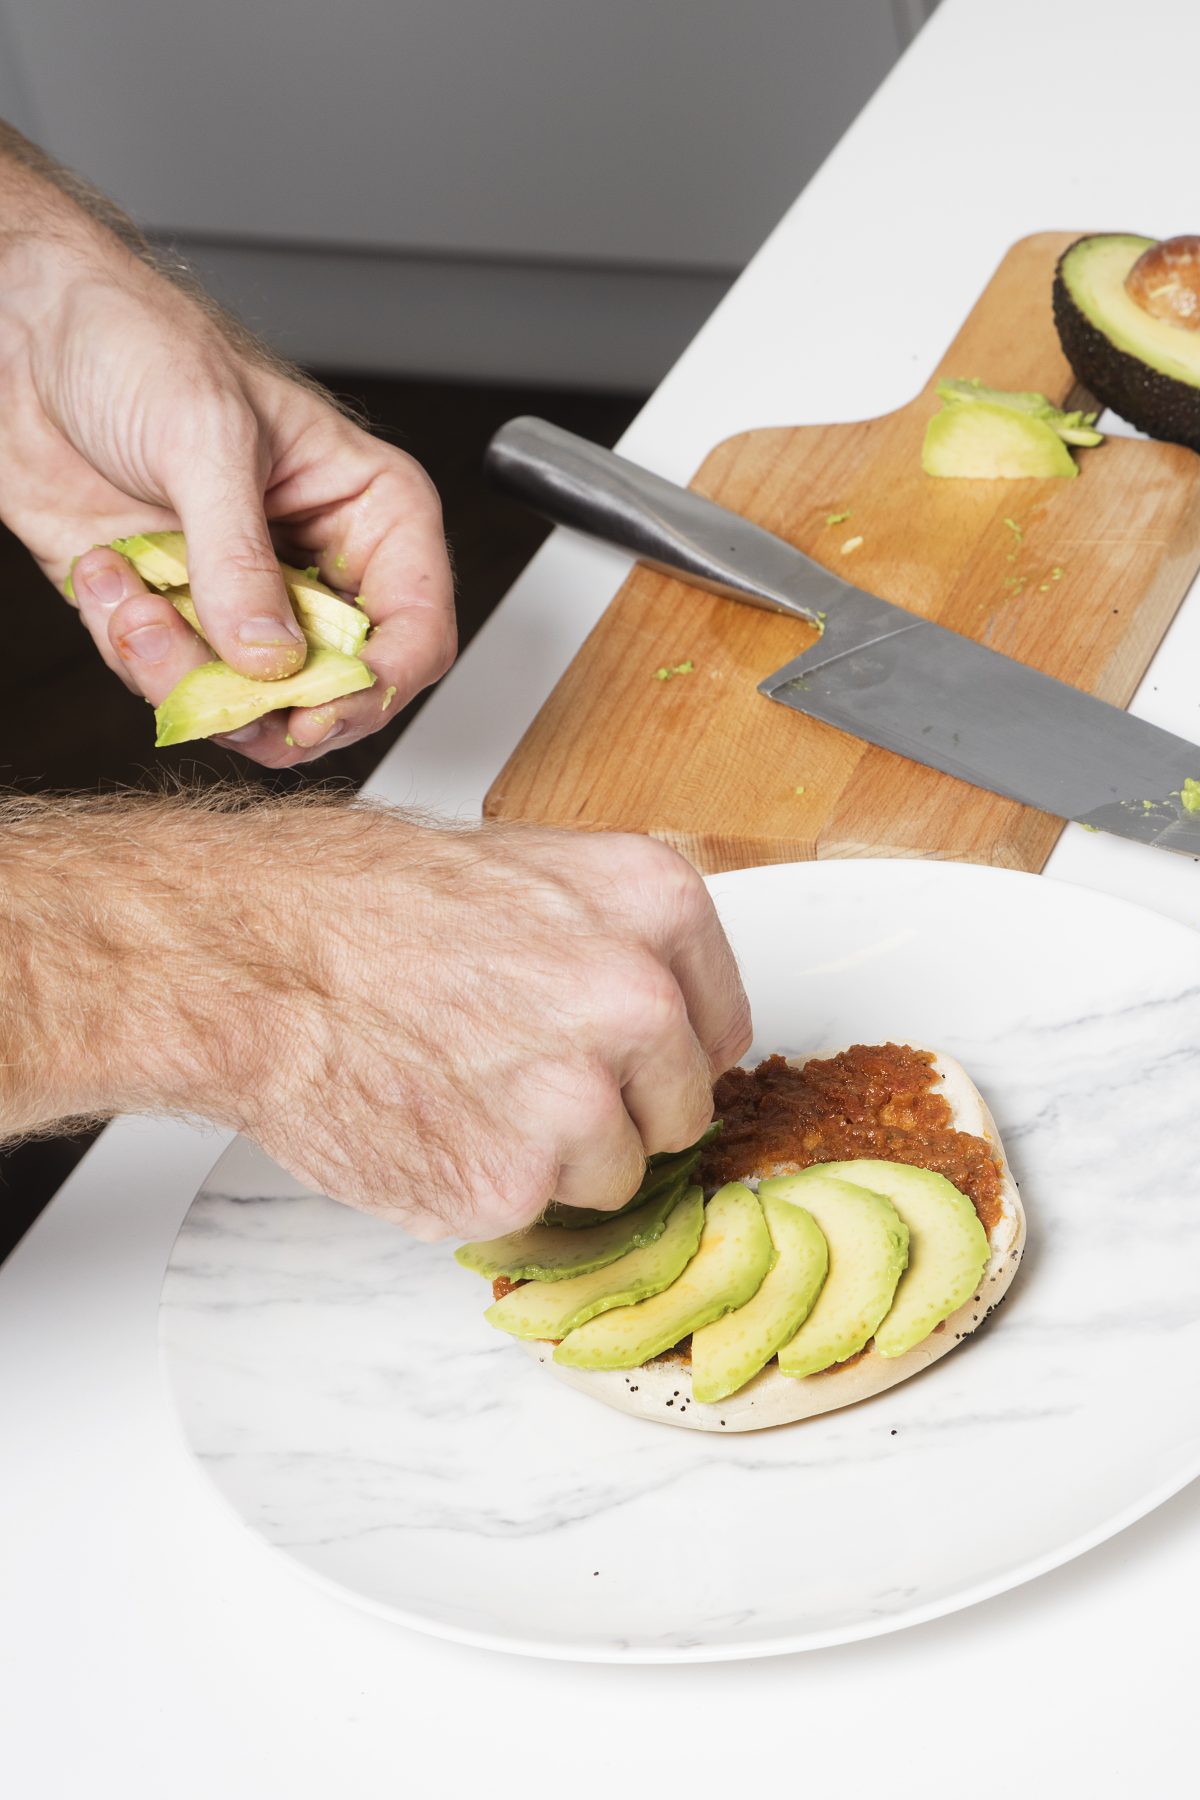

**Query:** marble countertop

left=3, top=0, right=1198, bottom=1792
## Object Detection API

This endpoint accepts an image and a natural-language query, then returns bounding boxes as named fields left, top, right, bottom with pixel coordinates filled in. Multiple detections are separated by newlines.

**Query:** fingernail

left=118, top=624, right=172, bottom=664
left=237, top=614, right=305, bottom=647
left=221, top=722, right=261, bottom=744
left=86, top=564, right=131, bottom=605
left=312, top=719, right=343, bottom=747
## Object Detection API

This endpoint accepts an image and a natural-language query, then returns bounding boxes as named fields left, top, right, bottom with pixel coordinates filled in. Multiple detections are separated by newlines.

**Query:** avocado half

left=1053, top=234, right=1200, bottom=450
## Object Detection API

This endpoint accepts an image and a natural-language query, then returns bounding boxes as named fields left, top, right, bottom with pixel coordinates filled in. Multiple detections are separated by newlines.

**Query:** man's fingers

left=106, top=591, right=213, bottom=705
left=535, top=1061, right=651, bottom=1217
left=285, top=604, right=457, bottom=752
left=669, top=909, right=754, bottom=1077
left=74, top=545, right=298, bottom=755
left=75, top=546, right=212, bottom=703
left=636, top=848, right=753, bottom=1075
left=72, top=546, right=155, bottom=692
left=551, top=1102, right=649, bottom=1216
left=284, top=455, right=454, bottom=754
left=621, top=1022, right=715, bottom=1156
left=174, top=420, right=307, bottom=682
left=212, top=713, right=296, bottom=762
left=582, top=836, right=754, bottom=1077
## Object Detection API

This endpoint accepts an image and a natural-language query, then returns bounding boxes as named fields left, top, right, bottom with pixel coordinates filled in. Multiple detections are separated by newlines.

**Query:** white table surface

left=3, top=0, right=1197, bottom=1791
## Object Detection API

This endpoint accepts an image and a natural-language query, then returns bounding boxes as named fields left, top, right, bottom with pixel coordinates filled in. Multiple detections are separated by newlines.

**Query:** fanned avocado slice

left=484, top=1188, right=705, bottom=1340
left=766, top=1172, right=909, bottom=1378
left=690, top=1191, right=829, bottom=1404
left=820, top=1159, right=989, bottom=1358
left=455, top=1175, right=687, bottom=1283
left=1053, top=233, right=1200, bottom=451
left=155, top=645, right=374, bottom=746
left=553, top=1182, right=772, bottom=1372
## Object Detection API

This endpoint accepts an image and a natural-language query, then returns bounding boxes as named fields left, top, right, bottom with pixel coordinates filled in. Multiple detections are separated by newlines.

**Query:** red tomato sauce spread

left=700, top=1045, right=1003, bottom=1234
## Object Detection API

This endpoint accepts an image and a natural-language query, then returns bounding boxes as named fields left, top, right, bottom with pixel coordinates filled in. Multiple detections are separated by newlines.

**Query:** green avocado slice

left=766, top=1172, right=909, bottom=1378
left=922, top=400, right=1080, bottom=479
left=553, top=1182, right=772, bottom=1372
left=277, top=565, right=370, bottom=656
left=164, top=579, right=368, bottom=659
left=1054, top=233, right=1200, bottom=451
left=820, top=1159, right=990, bottom=1358
left=112, top=530, right=189, bottom=588
left=154, top=645, right=374, bottom=746
left=485, top=1188, right=705, bottom=1340
left=689, top=1191, right=829, bottom=1404
left=112, top=532, right=369, bottom=658
left=455, top=1175, right=687, bottom=1283
left=935, top=378, right=1103, bottom=446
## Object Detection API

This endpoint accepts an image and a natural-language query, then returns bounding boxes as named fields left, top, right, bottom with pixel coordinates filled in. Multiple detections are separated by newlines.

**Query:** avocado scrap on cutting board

left=484, top=230, right=1200, bottom=874
left=921, top=377, right=1103, bottom=479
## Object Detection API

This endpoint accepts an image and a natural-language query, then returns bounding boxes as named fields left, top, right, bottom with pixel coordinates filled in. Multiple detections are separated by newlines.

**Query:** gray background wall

left=0, top=0, right=937, bottom=386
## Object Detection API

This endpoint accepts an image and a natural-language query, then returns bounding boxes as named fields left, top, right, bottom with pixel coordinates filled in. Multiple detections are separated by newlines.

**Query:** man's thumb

left=176, top=468, right=305, bottom=681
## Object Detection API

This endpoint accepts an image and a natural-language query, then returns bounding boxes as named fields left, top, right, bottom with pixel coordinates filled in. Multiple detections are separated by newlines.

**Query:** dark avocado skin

left=1053, top=235, right=1200, bottom=453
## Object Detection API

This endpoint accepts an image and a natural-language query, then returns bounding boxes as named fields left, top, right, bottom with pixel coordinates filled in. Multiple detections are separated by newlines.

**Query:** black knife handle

left=484, top=415, right=832, bottom=625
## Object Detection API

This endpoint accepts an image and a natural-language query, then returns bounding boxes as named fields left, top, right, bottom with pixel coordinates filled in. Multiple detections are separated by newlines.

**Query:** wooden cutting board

left=485, top=233, right=1200, bottom=871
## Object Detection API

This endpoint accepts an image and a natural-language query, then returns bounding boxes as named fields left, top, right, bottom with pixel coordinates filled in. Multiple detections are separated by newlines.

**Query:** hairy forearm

left=0, top=789, right=391, bottom=1146
left=0, top=792, right=225, bottom=1141
left=0, top=119, right=155, bottom=264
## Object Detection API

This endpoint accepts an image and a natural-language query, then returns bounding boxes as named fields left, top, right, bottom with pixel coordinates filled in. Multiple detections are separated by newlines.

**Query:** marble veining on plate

left=159, top=862, right=1200, bottom=1661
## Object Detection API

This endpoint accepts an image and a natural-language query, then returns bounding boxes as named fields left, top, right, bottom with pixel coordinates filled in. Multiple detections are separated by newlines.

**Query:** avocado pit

left=1125, top=234, right=1200, bottom=329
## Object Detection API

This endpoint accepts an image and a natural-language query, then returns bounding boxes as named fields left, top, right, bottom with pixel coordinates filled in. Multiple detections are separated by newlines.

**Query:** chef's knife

left=484, top=416, right=1200, bottom=857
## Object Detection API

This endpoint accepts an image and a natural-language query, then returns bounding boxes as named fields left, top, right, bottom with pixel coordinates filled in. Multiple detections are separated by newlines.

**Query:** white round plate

left=160, top=861, right=1200, bottom=1662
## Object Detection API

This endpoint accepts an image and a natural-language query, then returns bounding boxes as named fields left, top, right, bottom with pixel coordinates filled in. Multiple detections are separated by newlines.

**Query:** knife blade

left=484, top=416, right=1200, bottom=857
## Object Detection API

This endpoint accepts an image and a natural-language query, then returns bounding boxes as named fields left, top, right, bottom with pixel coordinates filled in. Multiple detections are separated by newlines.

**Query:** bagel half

left=515, top=1048, right=1025, bottom=1432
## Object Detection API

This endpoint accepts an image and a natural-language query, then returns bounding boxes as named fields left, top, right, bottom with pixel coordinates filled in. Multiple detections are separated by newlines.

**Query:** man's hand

left=0, top=798, right=752, bottom=1241
left=0, top=125, right=455, bottom=765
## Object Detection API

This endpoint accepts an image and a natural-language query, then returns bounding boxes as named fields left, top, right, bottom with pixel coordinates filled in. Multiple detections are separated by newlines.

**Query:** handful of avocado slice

left=457, top=1157, right=992, bottom=1406
left=94, top=531, right=374, bottom=747
left=113, top=532, right=371, bottom=656
left=922, top=377, right=1103, bottom=480
left=155, top=646, right=374, bottom=746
